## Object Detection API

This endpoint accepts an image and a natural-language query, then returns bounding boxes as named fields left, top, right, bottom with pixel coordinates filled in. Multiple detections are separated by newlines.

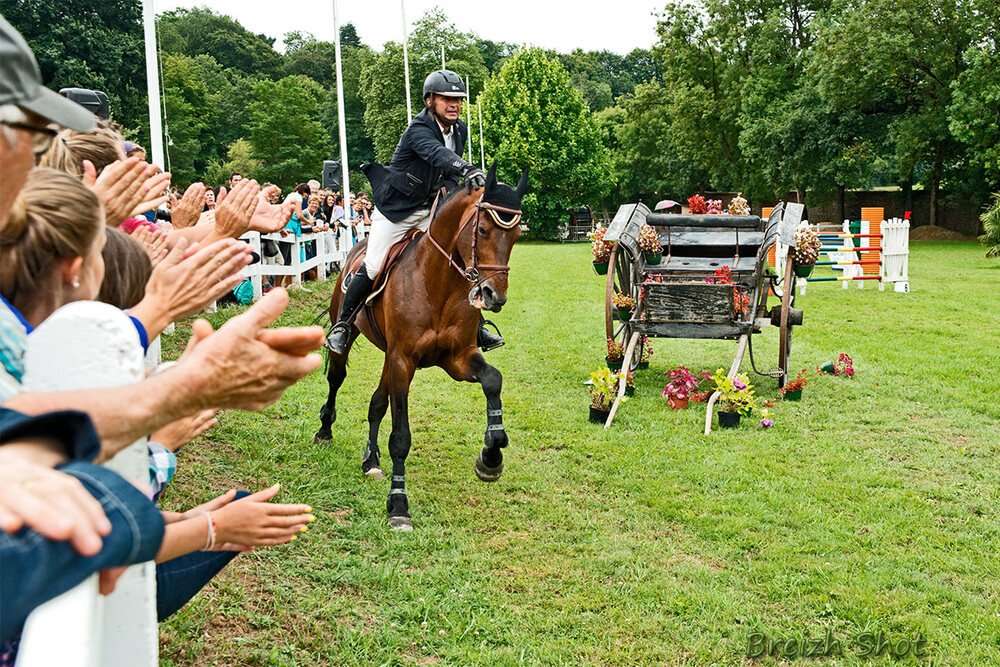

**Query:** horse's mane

left=434, top=178, right=521, bottom=221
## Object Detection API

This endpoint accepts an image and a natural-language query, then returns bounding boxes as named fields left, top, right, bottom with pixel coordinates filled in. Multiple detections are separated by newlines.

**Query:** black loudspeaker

left=323, top=161, right=341, bottom=190
left=59, top=88, right=110, bottom=119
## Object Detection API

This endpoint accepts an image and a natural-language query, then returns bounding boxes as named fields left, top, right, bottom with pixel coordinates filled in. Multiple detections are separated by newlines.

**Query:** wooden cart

left=601, top=202, right=805, bottom=433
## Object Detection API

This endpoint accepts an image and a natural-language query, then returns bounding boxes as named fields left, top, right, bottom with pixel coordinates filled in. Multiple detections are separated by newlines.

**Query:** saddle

left=342, top=227, right=424, bottom=306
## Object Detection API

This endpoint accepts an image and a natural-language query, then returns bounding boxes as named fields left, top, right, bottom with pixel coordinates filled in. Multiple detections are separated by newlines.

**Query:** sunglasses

left=1, top=120, right=59, bottom=157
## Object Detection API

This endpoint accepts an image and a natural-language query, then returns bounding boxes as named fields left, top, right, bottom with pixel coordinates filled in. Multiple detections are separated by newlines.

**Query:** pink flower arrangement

left=834, top=353, right=854, bottom=377
left=637, top=224, right=662, bottom=254
left=606, top=337, right=625, bottom=361
left=661, top=366, right=705, bottom=400
left=706, top=199, right=723, bottom=215
left=588, top=226, right=613, bottom=263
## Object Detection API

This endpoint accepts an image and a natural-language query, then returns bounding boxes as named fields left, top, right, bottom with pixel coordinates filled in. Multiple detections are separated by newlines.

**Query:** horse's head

left=457, top=163, right=528, bottom=312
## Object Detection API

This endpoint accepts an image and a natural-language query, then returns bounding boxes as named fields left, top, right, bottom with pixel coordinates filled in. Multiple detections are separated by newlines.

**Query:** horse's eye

left=478, top=225, right=488, bottom=237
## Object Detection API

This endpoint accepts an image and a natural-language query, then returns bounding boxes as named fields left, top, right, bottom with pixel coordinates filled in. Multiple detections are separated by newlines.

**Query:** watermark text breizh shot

left=746, top=629, right=929, bottom=660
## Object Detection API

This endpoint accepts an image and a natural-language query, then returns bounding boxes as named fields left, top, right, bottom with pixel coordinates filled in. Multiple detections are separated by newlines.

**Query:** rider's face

left=429, top=94, right=463, bottom=126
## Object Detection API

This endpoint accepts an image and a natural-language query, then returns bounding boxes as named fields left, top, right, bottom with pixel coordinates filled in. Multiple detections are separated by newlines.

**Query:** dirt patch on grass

left=910, top=225, right=976, bottom=241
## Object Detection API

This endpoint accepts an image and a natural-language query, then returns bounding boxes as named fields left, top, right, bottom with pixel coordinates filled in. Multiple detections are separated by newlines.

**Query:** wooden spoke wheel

left=605, top=242, right=639, bottom=370
left=777, top=255, right=795, bottom=388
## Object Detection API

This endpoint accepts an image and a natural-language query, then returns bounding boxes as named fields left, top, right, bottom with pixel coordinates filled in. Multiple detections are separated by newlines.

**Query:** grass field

left=159, top=241, right=1000, bottom=666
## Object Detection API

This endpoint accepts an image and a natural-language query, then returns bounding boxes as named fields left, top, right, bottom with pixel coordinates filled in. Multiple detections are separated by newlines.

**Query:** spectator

left=124, top=141, right=146, bottom=161
left=307, top=179, right=320, bottom=195
left=203, top=187, right=216, bottom=211
left=229, top=172, right=243, bottom=189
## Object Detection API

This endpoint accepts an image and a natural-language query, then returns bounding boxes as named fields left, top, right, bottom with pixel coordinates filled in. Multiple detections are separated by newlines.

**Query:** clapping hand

left=213, top=178, right=260, bottom=239
left=170, top=182, right=207, bottom=229
left=83, top=158, right=171, bottom=227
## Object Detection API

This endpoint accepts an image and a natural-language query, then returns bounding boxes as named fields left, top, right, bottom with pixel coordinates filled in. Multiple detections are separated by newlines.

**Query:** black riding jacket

left=361, top=108, right=471, bottom=223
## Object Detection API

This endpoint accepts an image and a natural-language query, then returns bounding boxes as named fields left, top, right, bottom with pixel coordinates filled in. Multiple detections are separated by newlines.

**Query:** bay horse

left=314, top=164, right=528, bottom=530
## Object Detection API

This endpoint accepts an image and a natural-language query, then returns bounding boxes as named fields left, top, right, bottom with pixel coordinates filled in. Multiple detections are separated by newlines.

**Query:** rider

left=325, top=69, right=505, bottom=355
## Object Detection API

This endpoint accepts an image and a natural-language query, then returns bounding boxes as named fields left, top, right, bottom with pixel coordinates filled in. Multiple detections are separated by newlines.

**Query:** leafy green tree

left=160, top=54, right=217, bottom=184
left=157, top=7, right=281, bottom=78
left=205, top=138, right=261, bottom=186
left=476, top=38, right=518, bottom=73
left=479, top=47, right=613, bottom=239
left=811, top=0, right=983, bottom=224
left=247, top=75, right=332, bottom=187
left=359, top=41, right=410, bottom=162
left=980, top=192, right=1000, bottom=256
left=2, top=0, right=146, bottom=135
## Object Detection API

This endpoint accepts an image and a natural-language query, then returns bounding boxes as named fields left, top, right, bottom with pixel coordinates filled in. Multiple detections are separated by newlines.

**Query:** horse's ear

left=514, top=169, right=529, bottom=200
left=485, top=161, right=498, bottom=191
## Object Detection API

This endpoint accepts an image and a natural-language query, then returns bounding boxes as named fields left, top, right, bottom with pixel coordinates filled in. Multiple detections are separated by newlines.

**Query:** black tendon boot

left=325, top=270, right=375, bottom=354
left=477, top=316, right=505, bottom=352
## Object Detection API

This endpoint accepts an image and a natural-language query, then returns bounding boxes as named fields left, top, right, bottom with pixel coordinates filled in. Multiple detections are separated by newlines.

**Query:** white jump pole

left=142, top=0, right=164, bottom=170
left=466, top=76, right=472, bottom=163
left=478, top=99, right=485, bottom=169
left=400, top=0, right=412, bottom=121
left=332, top=0, right=350, bottom=215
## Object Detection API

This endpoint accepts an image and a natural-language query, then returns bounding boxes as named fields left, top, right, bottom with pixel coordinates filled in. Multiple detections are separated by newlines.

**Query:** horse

left=314, top=164, right=528, bottom=531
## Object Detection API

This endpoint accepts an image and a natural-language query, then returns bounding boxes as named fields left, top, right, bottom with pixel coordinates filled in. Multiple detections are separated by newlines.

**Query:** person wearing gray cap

left=0, top=13, right=97, bottom=226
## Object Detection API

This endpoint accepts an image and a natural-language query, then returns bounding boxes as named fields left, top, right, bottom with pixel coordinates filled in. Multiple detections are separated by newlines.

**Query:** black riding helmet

left=423, top=69, right=467, bottom=100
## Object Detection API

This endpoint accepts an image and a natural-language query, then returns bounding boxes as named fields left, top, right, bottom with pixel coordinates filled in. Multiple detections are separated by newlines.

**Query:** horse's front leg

left=385, top=355, right=416, bottom=531
left=446, top=352, right=507, bottom=482
left=362, top=372, right=390, bottom=480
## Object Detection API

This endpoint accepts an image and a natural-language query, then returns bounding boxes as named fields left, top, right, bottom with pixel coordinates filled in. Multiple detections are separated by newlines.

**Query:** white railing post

left=16, top=302, right=158, bottom=667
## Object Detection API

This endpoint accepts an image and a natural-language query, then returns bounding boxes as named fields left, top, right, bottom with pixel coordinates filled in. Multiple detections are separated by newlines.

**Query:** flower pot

left=783, top=389, right=802, bottom=401
left=667, top=396, right=689, bottom=410
left=818, top=361, right=836, bottom=374
left=624, top=386, right=635, bottom=397
left=593, top=261, right=609, bottom=275
left=644, top=251, right=662, bottom=265
left=606, top=357, right=623, bottom=371
left=637, top=361, right=649, bottom=370
left=718, top=411, right=740, bottom=428
left=616, top=308, right=632, bottom=321
left=793, top=263, right=815, bottom=278
left=589, top=405, right=610, bottom=424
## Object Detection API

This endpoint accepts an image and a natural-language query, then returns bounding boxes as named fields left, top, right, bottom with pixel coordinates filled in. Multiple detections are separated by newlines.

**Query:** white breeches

left=363, top=206, right=431, bottom=279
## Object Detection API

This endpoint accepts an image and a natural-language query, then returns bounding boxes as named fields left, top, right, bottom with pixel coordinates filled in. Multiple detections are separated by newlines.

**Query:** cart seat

left=646, top=213, right=761, bottom=228
left=658, top=230, right=764, bottom=249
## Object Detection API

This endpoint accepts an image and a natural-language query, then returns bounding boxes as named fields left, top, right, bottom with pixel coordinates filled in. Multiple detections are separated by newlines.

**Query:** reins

left=425, top=189, right=521, bottom=289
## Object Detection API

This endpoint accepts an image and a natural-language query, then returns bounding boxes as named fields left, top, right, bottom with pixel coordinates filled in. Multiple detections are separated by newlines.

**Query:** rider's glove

left=462, top=165, right=486, bottom=193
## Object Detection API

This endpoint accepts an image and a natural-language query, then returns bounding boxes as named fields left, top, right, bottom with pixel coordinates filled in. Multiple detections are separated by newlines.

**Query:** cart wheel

left=778, top=255, right=795, bottom=388
left=605, top=242, right=638, bottom=368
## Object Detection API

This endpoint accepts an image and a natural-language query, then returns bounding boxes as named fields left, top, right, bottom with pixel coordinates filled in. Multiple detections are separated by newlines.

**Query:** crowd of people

left=0, top=15, right=330, bottom=664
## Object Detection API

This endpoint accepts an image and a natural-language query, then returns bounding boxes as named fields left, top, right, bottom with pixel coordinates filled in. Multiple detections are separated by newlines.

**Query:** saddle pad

left=342, top=228, right=424, bottom=306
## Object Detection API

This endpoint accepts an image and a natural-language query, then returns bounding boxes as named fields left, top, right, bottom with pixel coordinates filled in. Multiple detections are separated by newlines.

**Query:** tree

left=247, top=75, right=332, bottom=187
left=2, top=0, right=146, bottom=136
left=157, top=7, right=282, bottom=79
left=479, top=47, right=614, bottom=239
left=811, top=0, right=983, bottom=225
left=160, top=54, right=218, bottom=184
left=205, top=138, right=262, bottom=186
left=359, top=41, right=410, bottom=162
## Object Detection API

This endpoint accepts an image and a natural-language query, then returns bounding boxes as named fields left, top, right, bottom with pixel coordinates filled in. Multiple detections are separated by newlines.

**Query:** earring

left=72, top=280, right=80, bottom=289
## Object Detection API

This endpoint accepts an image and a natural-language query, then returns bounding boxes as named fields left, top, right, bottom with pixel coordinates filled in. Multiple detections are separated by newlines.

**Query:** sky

left=154, top=0, right=664, bottom=55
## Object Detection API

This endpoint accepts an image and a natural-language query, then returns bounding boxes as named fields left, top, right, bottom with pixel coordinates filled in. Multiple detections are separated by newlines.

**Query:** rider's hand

left=463, top=166, right=486, bottom=193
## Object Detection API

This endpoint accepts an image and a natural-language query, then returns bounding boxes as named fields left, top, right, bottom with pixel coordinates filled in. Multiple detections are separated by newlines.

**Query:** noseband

left=426, top=191, right=521, bottom=289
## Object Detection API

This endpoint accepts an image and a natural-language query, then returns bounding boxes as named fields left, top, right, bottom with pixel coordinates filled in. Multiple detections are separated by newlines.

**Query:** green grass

left=159, top=242, right=1000, bottom=666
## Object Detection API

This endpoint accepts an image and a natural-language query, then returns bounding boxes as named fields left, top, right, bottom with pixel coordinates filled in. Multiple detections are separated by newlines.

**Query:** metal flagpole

left=478, top=99, right=485, bottom=169
left=465, top=76, right=472, bottom=163
left=401, top=0, right=412, bottom=121
left=142, top=0, right=164, bottom=169
left=332, top=0, right=351, bottom=214
left=441, top=45, right=445, bottom=69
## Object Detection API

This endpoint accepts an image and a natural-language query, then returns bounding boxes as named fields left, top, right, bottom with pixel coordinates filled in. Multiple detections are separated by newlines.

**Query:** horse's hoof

left=388, top=515, right=412, bottom=531
left=365, top=467, right=385, bottom=481
left=475, top=455, right=504, bottom=482
left=314, top=432, right=331, bottom=444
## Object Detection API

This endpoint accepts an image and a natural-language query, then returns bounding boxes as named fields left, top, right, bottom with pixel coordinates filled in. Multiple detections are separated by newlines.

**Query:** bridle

left=425, top=189, right=522, bottom=289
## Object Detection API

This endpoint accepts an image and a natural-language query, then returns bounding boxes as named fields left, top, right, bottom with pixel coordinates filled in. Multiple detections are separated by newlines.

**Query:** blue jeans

left=155, top=490, right=249, bottom=620
left=0, top=461, right=165, bottom=642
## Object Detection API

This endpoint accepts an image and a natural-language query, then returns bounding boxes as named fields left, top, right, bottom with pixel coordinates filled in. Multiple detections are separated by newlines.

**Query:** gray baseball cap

left=0, top=14, right=95, bottom=132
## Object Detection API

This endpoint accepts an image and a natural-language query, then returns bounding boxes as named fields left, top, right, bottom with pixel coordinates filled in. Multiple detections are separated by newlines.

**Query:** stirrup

left=325, top=321, right=353, bottom=355
left=478, top=319, right=505, bottom=352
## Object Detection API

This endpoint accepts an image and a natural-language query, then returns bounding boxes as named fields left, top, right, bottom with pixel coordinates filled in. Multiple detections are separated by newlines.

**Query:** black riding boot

left=325, top=271, right=375, bottom=354
left=478, top=316, right=505, bottom=352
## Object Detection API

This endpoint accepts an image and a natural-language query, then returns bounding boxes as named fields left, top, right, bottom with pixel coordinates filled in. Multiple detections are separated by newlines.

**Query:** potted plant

left=637, top=337, right=653, bottom=369
left=638, top=224, right=663, bottom=264
left=624, top=371, right=636, bottom=397
left=612, top=292, right=636, bottom=321
left=661, top=365, right=703, bottom=409
left=688, top=194, right=708, bottom=215
left=706, top=198, right=723, bottom=214
left=588, top=226, right=613, bottom=275
left=587, top=367, right=623, bottom=423
left=779, top=369, right=809, bottom=401
left=709, top=369, right=757, bottom=427
left=727, top=193, right=750, bottom=216
left=793, top=226, right=821, bottom=277
left=605, top=338, right=625, bottom=371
